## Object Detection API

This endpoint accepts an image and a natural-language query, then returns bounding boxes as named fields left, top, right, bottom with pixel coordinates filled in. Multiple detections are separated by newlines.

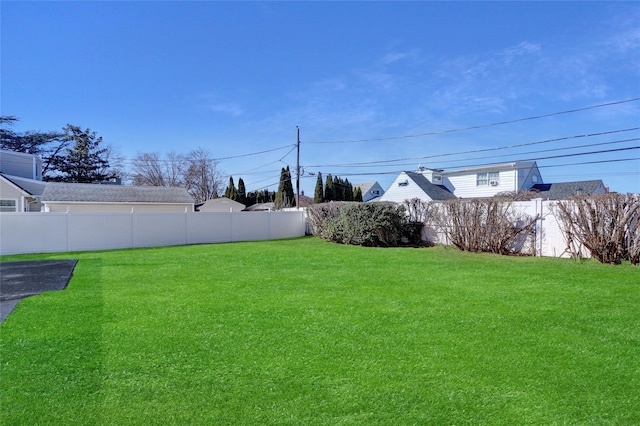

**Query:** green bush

left=314, top=202, right=406, bottom=247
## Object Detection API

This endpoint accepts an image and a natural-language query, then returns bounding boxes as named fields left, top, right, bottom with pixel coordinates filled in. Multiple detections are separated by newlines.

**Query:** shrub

left=429, top=198, right=537, bottom=256
left=554, top=193, right=640, bottom=265
left=308, top=202, right=407, bottom=247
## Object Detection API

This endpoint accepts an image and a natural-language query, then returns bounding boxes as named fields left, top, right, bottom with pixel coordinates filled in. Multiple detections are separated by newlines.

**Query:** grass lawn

left=1, top=237, right=639, bottom=425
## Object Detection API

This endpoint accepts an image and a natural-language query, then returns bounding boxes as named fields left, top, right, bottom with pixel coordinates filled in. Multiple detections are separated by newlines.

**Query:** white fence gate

left=0, top=211, right=306, bottom=255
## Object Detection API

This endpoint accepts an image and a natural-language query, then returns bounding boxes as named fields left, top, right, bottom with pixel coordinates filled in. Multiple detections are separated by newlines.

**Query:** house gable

left=354, top=181, right=385, bottom=202
left=0, top=174, right=43, bottom=212
left=378, top=171, right=456, bottom=203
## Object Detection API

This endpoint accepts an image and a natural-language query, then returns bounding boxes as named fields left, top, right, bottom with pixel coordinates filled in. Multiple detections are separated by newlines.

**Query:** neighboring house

left=434, top=161, right=543, bottom=198
left=0, top=150, right=47, bottom=211
left=0, top=174, right=47, bottom=212
left=353, top=181, right=385, bottom=202
left=198, top=197, right=246, bottom=212
left=531, top=180, right=607, bottom=199
left=378, top=171, right=457, bottom=203
left=41, top=182, right=195, bottom=213
left=0, top=149, right=43, bottom=180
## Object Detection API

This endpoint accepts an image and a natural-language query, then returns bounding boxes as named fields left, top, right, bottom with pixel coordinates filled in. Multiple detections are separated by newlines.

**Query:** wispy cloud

left=205, top=102, right=244, bottom=117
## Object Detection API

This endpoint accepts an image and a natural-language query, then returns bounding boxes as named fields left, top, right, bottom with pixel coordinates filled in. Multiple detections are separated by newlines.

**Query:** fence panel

left=0, top=213, right=68, bottom=254
left=67, top=213, right=133, bottom=252
left=186, top=213, right=232, bottom=244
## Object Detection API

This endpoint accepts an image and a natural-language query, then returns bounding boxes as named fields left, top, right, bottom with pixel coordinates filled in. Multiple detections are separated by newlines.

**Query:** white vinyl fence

left=424, top=198, right=582, bottom=258
left=0, top=210, right=306, bottom=255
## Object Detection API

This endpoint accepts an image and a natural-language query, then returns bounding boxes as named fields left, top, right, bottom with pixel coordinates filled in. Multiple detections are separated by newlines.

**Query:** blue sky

left=2, top=1, right=639, bottom=196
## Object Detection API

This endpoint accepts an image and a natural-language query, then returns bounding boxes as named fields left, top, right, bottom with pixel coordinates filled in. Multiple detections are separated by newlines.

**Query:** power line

left=304, top=98, right=640, bottom=144
left=308, top=134, right=640, bottom=170
left=318, top=156, right=640, bottom=179
left=305, top=127, right=640, bottom=169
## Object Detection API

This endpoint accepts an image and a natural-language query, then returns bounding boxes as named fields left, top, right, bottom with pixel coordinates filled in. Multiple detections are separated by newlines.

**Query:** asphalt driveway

left=0, top=260, right=77, bottom=323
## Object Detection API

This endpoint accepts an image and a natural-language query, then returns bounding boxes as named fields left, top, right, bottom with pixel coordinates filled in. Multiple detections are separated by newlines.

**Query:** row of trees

left=223, top=167, right=295, bottom=209
left=313, top=172, right=363, bottom=203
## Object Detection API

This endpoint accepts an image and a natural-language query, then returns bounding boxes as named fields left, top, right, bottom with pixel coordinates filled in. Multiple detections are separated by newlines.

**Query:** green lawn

left=1, top=237, right=639, bottom=425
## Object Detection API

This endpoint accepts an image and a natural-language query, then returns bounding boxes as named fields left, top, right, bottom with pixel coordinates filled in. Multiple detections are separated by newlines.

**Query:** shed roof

left=42, top=182, right=194, bottom=204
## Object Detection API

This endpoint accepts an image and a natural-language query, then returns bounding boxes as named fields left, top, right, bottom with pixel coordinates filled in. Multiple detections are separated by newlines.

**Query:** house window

left=477, top=172, right=499, bottom=186
left=371, top=190, right=380, bottom=195
left=433, top=175, right=442, bottom=183
left=0, top=199, right=18, bottom=212
left=398, top=180, right=409, bottom=187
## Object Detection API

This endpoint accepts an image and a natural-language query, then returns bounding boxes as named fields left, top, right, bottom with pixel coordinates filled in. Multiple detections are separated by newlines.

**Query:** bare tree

left=183, top=148, right=223, bottom=203
left=131, top=152, right=186, bottom=187
left=554, top=193, right=640, bottom=265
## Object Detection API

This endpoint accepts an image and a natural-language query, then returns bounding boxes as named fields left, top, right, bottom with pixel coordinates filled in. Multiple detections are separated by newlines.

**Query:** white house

left=378, top=171, right=457, bottom=203
left=0, top=150, right=47, bottom=212
left=0, top=149, right=43, bottom=180
left=435, top=161, right=543, bottom=198
left=198, top=197, right=245, bottom=212
left=381, top=161, right=608, bottom=203
left=353, top=181, right=385, bottom=202
left=41, top=182, right=195, bottom=213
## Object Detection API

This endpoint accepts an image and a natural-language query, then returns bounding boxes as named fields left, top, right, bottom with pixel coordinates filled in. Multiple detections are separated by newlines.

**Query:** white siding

left=0, top=151, right=42, bottom=180
left=445, top=169, right=516, bottom=198
left=378, top=172, right=429, bottom=203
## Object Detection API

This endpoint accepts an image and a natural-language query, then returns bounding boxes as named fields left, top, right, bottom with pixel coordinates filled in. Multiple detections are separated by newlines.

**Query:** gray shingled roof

left=1, top=174, right=47, bottom=196
left=531, top=180, right=605, bottom=200
left=42, top=182, right=194, bottom=203
left=405, top=171, right=457, bottom=201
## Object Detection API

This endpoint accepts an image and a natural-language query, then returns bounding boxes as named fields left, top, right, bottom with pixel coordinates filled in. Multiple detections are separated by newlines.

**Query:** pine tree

left=324, top=174, right=335, bottom=201
left=344, top=178, right=353, bottom=201
left=314, top=172, right=324, bottom=203
left=224, top=176, right=238, bottom=200
left=354, top=187, right=363, bottom=202
left=274, top=168, right=287, bottom=210
left=48, top=124, right=113, bottom=183
left=333, top=175, right=343, bottom=201
left=237, top=178, right=247, bottom=205
left=283, top=166, right=296, bottom=207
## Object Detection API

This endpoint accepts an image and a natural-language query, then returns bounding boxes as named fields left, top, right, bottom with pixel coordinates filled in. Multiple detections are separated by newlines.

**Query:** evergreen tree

left=283, top=166, right=296, bottom=207
left=237, top=178, right=247, bottom=205
left=344, top=178, right=353, bottom=201
left=274, top=168, right=288, bottom=210
left=224, top=176, right=238, bottom=200
left=314, top=172, right=324, bottom=203
left=332, top=175, right=342, bottom=201
left=48, top=124, right=113, bottom=183
left=354, top=186, right=363, bottom=202
left=324, top=174, right=335, bottom=201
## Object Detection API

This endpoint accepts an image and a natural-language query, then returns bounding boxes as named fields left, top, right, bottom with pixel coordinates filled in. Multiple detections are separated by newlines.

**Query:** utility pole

left=296, top=126, right=300, bottom=209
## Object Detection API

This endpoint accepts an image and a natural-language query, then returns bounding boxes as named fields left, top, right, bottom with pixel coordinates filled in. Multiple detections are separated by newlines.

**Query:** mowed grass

left=1, top=237, right=639, bottom=425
